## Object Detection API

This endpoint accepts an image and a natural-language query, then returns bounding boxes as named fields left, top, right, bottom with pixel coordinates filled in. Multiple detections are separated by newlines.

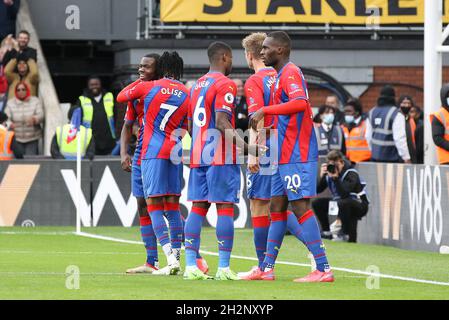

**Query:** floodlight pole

left=424, top=0, right=445, bottom=165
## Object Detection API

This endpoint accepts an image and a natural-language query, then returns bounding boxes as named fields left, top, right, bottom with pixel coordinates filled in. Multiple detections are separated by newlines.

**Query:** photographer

left=312, top=150, right=369, bottom=243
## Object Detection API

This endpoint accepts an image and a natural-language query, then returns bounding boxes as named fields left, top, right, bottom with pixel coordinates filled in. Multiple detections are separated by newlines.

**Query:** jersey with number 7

left=118, top=78, right=190, bottom=160
left=189, top=72, right=237, bottom=167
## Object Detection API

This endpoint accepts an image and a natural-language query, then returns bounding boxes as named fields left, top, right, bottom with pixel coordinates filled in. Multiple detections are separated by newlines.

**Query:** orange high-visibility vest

left=342, top=120, right=371, bottom=163
left=0, top=126, right=14, bottom=160
left=430, top=107, right=449, bottom=164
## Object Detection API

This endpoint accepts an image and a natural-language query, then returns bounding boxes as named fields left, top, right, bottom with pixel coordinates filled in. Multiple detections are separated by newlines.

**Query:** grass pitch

left=1, top=227, right=448, bottom=300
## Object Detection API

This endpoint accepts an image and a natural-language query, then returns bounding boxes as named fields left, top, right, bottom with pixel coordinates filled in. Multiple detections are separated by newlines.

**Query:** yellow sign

left=161, top=0, right=448, bottom=24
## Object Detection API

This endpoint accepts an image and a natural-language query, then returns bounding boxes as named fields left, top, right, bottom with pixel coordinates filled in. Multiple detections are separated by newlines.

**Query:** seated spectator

left=430, top=83, right=449, bottom=165
left=2, top=30, right=37, bottom=67
left=325, top=94, right=344, bottom=125
left=0, top=110, right=23, bottom=159
left=4, top=82, right=43, bottom=155
left=314, top=105, right=345, bottom=156
left=232, top=78, right=249, bottom=133
left=0, top=0, right=20, bottom=42
left=366, top=85, right=411, bottom=163
left=312, top=150, right=369, bottom=243
left=51, top=108, right=95, bottom=160
left=4, top=55, right=39, bottom=99
left=342, top=98, right=371, bottom=163
left=70, top=75, right=117, bottom=155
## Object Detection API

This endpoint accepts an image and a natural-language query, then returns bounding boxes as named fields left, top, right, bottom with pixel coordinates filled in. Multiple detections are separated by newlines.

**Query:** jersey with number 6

left=189, top=72, right=237, bottom=167
left=121, top=78, right=190, bottom=160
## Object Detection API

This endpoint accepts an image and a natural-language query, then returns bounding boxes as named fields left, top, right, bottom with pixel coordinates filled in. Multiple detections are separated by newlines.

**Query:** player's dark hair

left=143, top=53, right=161, bottom=79
left=345, top=98, right=363, bottom=115
left=157, top=51, right=184, bottom=80
left=207, top=41, right=232, bottom=63
left=267, top=31, right=291, bottom=50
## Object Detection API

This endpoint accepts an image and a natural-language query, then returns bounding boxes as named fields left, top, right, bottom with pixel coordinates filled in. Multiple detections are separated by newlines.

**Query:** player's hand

left=121, top=154, right=132, bottom=172
left=320, top=163, right=328, bottom=178
left=248, top=144, right=268, bottom=157
left=250, top=108, right=265, bottom=131
left=248, top=156, right=260, bottom=173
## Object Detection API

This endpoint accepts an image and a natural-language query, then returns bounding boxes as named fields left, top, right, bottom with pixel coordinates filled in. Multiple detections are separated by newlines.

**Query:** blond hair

left=242, top=32, right=267, bottom=60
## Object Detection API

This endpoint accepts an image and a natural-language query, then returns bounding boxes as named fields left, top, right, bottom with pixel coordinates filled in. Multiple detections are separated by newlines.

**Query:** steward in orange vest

left=342, top=99, right=371, bottom=163
left=0, top=111, right=23, bottom=160
left=430, top=84, right=449, bottom=165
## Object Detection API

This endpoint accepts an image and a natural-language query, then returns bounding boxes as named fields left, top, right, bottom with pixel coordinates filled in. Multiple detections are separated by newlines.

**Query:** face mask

left=323, top=114, right=335, bottom=124
left=345, top=115, right=355, bottom=124
left=401, top=107, right=411, bottom=115
left=446, top=97, right=449, bottom=106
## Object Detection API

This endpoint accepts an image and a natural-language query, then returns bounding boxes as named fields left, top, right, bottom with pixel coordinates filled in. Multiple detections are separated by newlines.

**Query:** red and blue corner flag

left=66, top=107, right=82, bottom=144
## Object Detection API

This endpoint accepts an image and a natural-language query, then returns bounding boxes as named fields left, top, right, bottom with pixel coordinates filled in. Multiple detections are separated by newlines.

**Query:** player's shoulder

left=281, top=62, right=301, bottom=77
left=215, top=74, right=236, bottom=92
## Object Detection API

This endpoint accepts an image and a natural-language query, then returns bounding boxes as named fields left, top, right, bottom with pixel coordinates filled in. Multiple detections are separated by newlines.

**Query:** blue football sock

left=181, top=214, right=202, bottom=259
left=262, top=211, right=287, bottom=271
left=252, top=215, right=270, bottom=268
left=147, top=204, right=170, bottom=251
left=286, top=211, right=306, bottom=243
left=164, top=202, right=183, bottom=252
left=299, top=210, right=330, bottom=272
left=216, top=207, right=235, bottom=268
left=139, top=215, right=158, bottom=266
left=184, top=206, right=207, bottom=267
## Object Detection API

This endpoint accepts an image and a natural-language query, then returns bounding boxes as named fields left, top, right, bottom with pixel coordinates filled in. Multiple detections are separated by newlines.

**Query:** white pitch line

left=76, top=231, right=449, bottom=287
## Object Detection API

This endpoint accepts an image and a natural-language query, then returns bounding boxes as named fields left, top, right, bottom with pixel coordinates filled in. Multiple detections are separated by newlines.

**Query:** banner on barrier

left=160, top=0, right=448, bottom=24
left=1, top=160, right=448, bottom=253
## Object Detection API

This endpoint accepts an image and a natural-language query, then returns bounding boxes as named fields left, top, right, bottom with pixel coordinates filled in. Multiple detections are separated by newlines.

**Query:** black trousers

left=312, top=197, right=368, bottom=242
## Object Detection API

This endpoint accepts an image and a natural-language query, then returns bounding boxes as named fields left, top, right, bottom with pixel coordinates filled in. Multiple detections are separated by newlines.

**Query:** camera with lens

left=327, top=163, right=336, bottom=174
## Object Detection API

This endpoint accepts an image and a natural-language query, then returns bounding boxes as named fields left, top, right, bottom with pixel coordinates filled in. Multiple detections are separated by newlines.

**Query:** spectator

left=399, top=95, right=423, bottom=164
left=325, top=94, right=344, bottom=125
left=0, top=110, right=23, bottom=159
left=430, top=83, right=449, bottom=165
left=314, top=105, right=345, bottom=156
left=2, top=30, right=37, bottom=67
left=0, top=91, right=6, bottom=111
left=312, top=150, right=369, bottom=243
left=342, top=98, right=371, bottom=163
left=1, top=34, right=18, bottom=99
left=0, top=0, right=20, bottom=42
left=71, top=75, right=117, bottom=155
left=4, top=55, right=39, bottom=99
left=232, top=78, right=249, bottom=132
left=366, top=85, right=411, bottom=163
left=4, top=81, right=43, bottom=155
left=51, top=108, right=95, bottom=160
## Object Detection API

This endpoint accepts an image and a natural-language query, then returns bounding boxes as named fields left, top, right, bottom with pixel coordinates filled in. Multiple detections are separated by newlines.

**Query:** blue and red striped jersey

left=121, top=78, right=190, bottom=161
left=274, top=62, right=318, bottom=164
left=124, top=86, right=146, bottom=165
left=245, top=67, right=277, bottom=128
left=189, top=72, right=237, bottom=167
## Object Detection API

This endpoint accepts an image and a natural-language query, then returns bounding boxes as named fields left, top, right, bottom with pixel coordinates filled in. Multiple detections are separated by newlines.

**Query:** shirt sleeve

left=117, top=80, right=150, bottom=103
left=392, top=113, right=411, bottom=161
left=245, top=77, right=264, bottom=117
left=124, top=102, right=137, bottom=124
left=214, top=80, right=237, bottom=117
left=281, top=68, right=308, bottom=101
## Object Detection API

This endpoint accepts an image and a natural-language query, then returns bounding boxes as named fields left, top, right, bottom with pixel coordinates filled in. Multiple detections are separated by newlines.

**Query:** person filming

left=312, top=150, right=369, bottom=243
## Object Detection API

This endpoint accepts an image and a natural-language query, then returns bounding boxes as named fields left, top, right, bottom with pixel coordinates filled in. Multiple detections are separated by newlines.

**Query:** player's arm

left=246, top=79, right=265, bottom=171
left=120, top=102, right=136, bottom=172
left=250, top=71, right=309, bottom=130
left=215, top=83, right=265, bottom=157
left=116, top=80, right=146, bottom=103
